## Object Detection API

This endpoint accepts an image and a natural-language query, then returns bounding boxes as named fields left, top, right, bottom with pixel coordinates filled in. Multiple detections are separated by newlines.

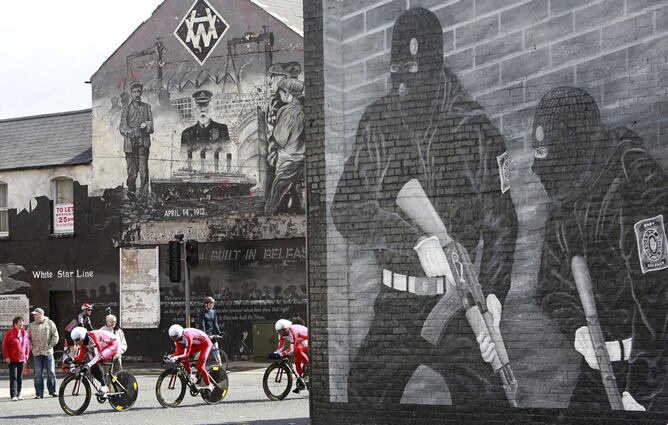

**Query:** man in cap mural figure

left=119, top=81, right=153, bottom=198
left=331, top=8, right=517, bottom=405
left=265, top=78, right=305, bottom=215
left=534, top=87, right=668, bottom=411
left=265, top=62, right=302, bottom=136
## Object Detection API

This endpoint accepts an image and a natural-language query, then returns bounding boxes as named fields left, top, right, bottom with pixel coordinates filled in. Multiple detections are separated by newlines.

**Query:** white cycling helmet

left=275, top=319, right=292, bottom=331
left=71, top=327, right=87, bottom=342
left=168, top=324, right=184, bottom=338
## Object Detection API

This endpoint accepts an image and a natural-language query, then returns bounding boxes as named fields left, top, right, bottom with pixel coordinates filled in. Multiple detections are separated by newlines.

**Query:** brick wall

left=307, top=0, right=668, bottom=423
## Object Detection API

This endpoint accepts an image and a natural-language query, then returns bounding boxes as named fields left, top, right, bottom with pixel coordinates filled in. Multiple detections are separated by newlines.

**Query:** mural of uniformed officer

left=119, top=81, right=153, bottom=198
left=180, top=90, right=230, bottom=149
left=265, top=78, right=305, bottom=215
left=331, top=8, right=518, bottom=405
left=534, top=87, right=668, bottom=412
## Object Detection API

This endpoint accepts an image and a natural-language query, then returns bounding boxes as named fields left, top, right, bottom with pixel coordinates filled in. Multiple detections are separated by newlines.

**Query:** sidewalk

left=0, top=360, right=270, bottom=400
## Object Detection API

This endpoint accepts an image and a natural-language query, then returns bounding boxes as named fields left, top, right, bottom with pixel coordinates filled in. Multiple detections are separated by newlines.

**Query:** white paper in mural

left=120, top=247, right=160, bottom=328
left=0, top=294, right=29, bottom=329
left=53, top=203, right=74, bottom=233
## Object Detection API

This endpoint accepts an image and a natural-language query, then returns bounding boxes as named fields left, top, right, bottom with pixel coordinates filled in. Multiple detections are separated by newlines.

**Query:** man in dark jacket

left=119, top=80, right=153, bottom=197
left=197, top=296, right=223, bottom=365
left=534, top=86, right=668, bottom=411
left=331, top=7, right=518, bottom=405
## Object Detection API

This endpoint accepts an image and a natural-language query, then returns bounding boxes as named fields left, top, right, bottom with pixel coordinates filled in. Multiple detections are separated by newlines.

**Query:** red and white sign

left=54, top=203, right=74, bottom=233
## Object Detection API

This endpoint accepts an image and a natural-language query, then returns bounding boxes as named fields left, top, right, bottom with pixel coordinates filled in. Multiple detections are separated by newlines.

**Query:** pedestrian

left=99, top=314, right=127, bottom=372
left=27, top=307, right=59, bottom=398
left=2, top=316, right=30, bottom=401
left=78, top=303, right=94, bottom=331
left=197, top=296, right=223, bottom=365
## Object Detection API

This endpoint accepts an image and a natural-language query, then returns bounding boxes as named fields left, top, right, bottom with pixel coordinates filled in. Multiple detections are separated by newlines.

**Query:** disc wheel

left=108, top=371, right=139, bottom=411
left=59, top=374, right=91, bottom=416
left=155, top=368, right=186, bottom=408
left=201, top=365, right=229, bottom=405
left=262, top=362, right=292, bottom=401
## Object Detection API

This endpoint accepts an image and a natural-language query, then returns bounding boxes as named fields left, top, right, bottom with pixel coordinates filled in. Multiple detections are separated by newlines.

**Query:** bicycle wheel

left=220, top=349, right=230, bottom=371
left=59, top=374, right=91, bottom=416
left=155, top=367, right=186, bottom=408
left=53, top=350, right=71, bottom=377
left=201, top=365, right=229, bottom=405
left=262, top=362, right=292, bottom=401
left=108, top=370, right=139, bottom=411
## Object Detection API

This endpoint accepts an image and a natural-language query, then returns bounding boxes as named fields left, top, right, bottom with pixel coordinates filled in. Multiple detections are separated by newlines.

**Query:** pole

left=183, top=240, right=191, bottom=327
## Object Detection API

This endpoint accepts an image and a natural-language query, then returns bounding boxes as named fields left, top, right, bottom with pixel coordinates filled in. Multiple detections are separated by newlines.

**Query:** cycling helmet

left=81, top=303, right=93, bottom=311
left=204, top=296, right=215, bottom=304
left=71, top=327, right=87, bottom=341
left=275, top=319, right=292, bottom=331
left=168, top=324, right=184, bottom=338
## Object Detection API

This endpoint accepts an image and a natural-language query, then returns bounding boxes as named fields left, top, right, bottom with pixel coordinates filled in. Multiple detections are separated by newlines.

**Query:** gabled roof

left=250, top=0, right=303, bottom=36
left=0, top=109, right=92, bottom=172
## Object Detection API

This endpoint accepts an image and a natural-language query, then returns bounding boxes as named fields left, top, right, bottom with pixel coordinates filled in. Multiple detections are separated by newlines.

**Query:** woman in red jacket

left=2, top=316, right=30, bottom=401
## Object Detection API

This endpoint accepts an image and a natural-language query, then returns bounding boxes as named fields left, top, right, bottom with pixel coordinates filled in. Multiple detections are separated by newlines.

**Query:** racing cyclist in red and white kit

left=68, top=327, right=119, bottom=396
left=165, top=324, right=214, bottom=392
left=270, top=319, right=308, bottom=393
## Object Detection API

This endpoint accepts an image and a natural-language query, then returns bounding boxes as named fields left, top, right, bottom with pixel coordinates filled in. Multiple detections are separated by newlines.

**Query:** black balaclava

left=390, top=8, right=444, bottom=107
left=531, top=86, right=604, bottom=201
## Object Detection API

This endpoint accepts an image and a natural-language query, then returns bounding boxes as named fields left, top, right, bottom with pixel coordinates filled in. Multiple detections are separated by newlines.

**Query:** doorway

left=49, top=290, right=74, bottom=351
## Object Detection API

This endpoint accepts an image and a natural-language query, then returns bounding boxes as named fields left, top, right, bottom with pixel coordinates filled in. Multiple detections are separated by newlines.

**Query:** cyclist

left=67, top=327, right=119, bottom=396
left=78, top=304, right=94, bottom=331
left=165, top=324, right=214, bottom=392
left=197, top=296, right=223, bottom=365
left=270, top=319, right=308, bottom=393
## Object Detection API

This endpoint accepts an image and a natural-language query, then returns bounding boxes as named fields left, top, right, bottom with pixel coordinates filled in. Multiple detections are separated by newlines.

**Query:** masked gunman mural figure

left=119, top=81, right=153, bottom=199
left=331, top=8, right=518, bottom=405
left=265, top=78, right=305, bottom=215
left=534, top=87, right=668, bottom=412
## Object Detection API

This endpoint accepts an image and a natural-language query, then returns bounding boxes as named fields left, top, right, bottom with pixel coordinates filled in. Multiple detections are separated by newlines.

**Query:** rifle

left=571, top=256, right=623, bottom=410
left=396, top=178, right=518, bottom=407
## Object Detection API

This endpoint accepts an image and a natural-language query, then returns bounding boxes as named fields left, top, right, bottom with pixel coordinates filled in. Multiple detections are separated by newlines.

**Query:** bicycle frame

left=66, top=364, right=126, bottom=398
left=164, top=359, right=216, bottom=394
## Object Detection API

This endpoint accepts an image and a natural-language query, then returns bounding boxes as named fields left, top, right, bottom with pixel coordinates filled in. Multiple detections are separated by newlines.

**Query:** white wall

left=0, top=164, right=92, bottom=212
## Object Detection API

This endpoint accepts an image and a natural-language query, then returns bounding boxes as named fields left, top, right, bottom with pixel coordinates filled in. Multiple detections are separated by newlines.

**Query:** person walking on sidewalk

left=2, top=316, right=30, bottom=401
left=99, top=314, right=127, bottom=372
left=27, top=307, right=58, bottom=398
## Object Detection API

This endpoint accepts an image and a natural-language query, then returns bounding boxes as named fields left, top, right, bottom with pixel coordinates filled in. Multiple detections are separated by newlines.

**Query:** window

left=53, top=178, right=74, bottom=234
left=0, top=183, right=7, bottom=236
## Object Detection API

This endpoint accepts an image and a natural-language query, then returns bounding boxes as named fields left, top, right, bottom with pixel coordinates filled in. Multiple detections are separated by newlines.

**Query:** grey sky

left=0, top=0, right=164, bottom=119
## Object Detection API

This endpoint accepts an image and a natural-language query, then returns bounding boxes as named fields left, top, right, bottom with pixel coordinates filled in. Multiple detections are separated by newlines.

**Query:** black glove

left=268, top=352, right=281, bottom=360
left=80, top=364, right=90, bottom=374
left=64, top=357, right=74, bottom=365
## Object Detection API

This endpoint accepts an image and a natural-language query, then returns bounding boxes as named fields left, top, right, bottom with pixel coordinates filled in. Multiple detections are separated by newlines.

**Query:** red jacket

left=2, top=327, right=30, bottom=363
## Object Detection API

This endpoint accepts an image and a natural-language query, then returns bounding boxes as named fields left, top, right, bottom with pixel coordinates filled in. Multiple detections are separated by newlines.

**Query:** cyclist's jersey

left=276, top=324, right=308, bottom=357
left=172, top=328, right=212, bottom=360
left=72, top=330, right=119, bottom=366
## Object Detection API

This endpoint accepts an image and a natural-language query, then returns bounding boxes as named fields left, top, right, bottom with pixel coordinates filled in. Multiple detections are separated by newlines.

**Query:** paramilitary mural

left=321, top=0, right=668, bottom=416
left=92, top=0, right=305, bottom=223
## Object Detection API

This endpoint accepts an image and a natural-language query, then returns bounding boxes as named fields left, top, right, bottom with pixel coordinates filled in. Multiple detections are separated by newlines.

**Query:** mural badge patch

left=634, top=214, right=668, bottom=274
left=175, top=0, right=229, bottom=65
left=496, top=151, right=510, bottom=193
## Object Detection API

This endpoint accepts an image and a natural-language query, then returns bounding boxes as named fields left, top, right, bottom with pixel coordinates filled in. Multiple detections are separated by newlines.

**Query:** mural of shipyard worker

left=534, top=87, right=668, bottom=412
left=331, top=7, right=518, bottom=406
left=180, top=90, right=230, bottom=149
left=265, top=62, right=302, bottom=133
left=265, top=78, right=305, bottom=215
left=119, top=81, right=153, bottom=198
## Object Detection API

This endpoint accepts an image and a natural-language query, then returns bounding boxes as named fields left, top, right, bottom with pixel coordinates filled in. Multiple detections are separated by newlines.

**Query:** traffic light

left=185, top=240, right=199, bottom=268
left=168, top=240, right=181, bottom=282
